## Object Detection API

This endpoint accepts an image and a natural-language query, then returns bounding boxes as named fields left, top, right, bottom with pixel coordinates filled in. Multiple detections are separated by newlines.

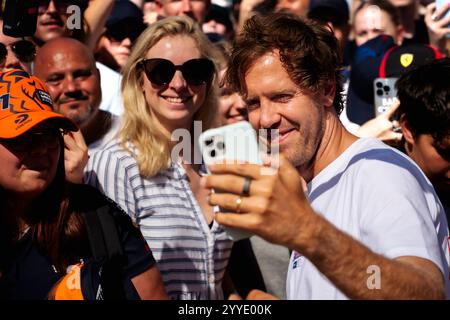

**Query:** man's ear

left=399, top=113, right=415, bottom=145
left=322, top=81, right=336, bottom=109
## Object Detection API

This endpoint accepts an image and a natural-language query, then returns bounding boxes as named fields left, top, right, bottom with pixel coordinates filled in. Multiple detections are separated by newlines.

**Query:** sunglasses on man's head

left=1, top=128, right=62, bottom=153
left=0, top=40, right=37, bottom=64
left=140, top=58, right=215, bottom=86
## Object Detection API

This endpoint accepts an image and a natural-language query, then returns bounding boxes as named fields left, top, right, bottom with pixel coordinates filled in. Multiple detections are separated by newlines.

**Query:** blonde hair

left=120, top=16, right=220, bottom=178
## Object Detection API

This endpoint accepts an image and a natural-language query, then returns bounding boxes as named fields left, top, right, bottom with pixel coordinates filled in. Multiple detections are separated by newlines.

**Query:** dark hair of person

left=225, top=12, right=344, bottom=115
left=252, top=0, right=277, bottom=15
left=354, top=0, right=401, bottom=28
left=0, top=133, right=89, bottom=275
left=396, top=57, right=450, bottom=145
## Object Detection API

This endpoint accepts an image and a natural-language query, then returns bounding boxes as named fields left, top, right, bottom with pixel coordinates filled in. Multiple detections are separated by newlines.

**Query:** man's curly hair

left=225, top=12, right=344, bottom=115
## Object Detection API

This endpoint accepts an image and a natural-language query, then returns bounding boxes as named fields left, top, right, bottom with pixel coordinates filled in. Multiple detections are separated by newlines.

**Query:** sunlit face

left=354, top=5, right=401, bottom=46
left=35, top=0, right=71, bottom=44
left=34, top=42, right=101, bottom=128
left=0, top=122, right=61, bottom=199
left=218, top=69, right=247, bottom=125
left=244, top=51, right=329, bottom=170
left=142, top=35, right=207, bottom=132
left=276, top=0, right=310, bottom=17
left=409, top=134, right=450, bottom=195
left=0, top=21, right=33, bottom=73
left=159, top=0, right=210, bottom=24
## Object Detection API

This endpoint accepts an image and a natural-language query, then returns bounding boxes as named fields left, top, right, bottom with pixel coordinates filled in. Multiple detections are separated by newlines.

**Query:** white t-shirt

left=96, top=62, right=123, bottom=116
left=286, top=138, right=450, bottom=300
left=88, top=114, right=120, bottom=154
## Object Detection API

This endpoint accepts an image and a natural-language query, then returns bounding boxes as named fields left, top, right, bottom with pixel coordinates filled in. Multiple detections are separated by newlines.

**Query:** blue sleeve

left=108, top=199, right=156, bottom=279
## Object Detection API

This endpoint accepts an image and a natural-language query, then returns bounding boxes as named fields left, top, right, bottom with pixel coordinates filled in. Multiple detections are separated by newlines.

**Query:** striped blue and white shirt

left=85, top=139, right=233, bottom=300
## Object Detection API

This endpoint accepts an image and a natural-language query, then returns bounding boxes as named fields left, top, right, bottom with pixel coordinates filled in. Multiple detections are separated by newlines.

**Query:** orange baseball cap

left=0, top=69, right=77, bottom=139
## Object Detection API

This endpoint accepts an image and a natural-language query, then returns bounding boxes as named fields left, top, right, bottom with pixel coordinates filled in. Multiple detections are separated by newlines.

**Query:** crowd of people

left=0, top=0, right=449, bottom=300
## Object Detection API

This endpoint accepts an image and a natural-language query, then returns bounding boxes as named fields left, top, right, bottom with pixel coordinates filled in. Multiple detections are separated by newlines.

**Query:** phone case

left=199, top=121, right=262, bottom=170
left=373, top=77, right=398, bottom=116
left=198, top=121, right=262, bottom=241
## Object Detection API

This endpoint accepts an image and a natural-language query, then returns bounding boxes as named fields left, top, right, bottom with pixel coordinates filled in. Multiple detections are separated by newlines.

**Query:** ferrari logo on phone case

left=400, top=54, right=414, bottom=67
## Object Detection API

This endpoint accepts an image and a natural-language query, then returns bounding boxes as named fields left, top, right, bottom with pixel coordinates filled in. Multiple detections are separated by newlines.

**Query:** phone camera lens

left=205, top=139, right=213, bottom=146
left=376, top=89, right=383, bottom=96
left=383, top=86, right=390, bottom=92
left=376, top=82, right=383, bottom=88
left=210, top=149, right=216, bottom=158
left=217, top=141, right=225, bottom=150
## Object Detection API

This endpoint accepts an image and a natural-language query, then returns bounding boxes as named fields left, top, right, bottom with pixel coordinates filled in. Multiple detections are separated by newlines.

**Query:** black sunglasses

left=140, top=58, right=215, bottom=86
left=38, top=0, right=71, bottom=15
left=106, top=22, right=145, bottom=43
left=0, top=40, right=36, bottom=64
left=1, top=128, right=62, bottom=153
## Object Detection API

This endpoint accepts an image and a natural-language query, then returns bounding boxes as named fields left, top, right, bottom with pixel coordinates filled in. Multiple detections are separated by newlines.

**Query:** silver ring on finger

left=241, top=176, right=252, bottom=196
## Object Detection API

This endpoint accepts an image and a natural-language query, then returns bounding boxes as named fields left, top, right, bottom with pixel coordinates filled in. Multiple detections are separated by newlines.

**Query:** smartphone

left=373, top=77, right=398, bottom=116
left=436, top=0, right=450, bottom=37
left=2, top=0, right=38, bottom=37
left=199, top=121, right=262, bottom=241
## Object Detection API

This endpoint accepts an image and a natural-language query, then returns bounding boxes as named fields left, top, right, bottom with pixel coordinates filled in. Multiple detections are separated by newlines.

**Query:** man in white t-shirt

left=96, top=61, right=123, bottom=116
left=34, top=37, right=119, bottom=183
left=203, top=12, right=450, bottom=299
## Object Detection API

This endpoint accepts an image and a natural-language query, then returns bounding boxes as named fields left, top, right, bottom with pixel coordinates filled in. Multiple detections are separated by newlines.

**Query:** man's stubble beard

left=74, top=105, right=94, bottom=128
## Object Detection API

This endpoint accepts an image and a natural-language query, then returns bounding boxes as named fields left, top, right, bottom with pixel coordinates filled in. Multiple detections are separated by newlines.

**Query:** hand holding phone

left=199, top=121, right=262, bottom=241
left=2, top=0, right=38, bottom=37
left=434, top=0, right=450, bottom=38
left=435, top=0, right=450, bottom=21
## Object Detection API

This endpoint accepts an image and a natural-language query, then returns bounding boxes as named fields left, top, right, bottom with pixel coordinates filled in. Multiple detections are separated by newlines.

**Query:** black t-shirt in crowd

left=0, top=184, right=156, bottom=300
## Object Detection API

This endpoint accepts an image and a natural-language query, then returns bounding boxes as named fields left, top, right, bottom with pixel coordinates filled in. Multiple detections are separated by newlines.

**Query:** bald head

left=34, top=37, right=101, bottom=128
left=35, top=37, right=97, bottom=72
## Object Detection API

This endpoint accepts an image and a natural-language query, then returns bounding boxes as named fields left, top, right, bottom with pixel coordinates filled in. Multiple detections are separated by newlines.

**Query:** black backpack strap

left=83, top=205, right=126, bottom=300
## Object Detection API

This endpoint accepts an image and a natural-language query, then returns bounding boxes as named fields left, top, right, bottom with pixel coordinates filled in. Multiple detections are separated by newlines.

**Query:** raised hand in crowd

left=63, top=129, right=89, bottom=184
left=237, top=0, right=267, bottom=31
left=356, top=99, right=402, bottom=146
left=83, top=0, right=115, bottom=50
left=425, top=1, right=450, bottom=55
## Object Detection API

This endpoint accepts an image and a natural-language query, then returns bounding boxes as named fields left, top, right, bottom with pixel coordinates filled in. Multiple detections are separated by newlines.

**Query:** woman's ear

left=139, top=70, right=146, bottom=92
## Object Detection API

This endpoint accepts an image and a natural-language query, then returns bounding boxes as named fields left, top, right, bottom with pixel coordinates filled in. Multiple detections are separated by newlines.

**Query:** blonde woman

left=85, top=16, right=234, bottom=300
